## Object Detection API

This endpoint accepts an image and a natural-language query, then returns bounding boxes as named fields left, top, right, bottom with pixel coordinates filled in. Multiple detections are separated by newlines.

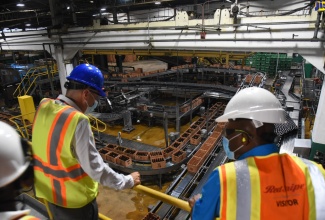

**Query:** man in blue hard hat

left=32, top=64, right=141, bottom=220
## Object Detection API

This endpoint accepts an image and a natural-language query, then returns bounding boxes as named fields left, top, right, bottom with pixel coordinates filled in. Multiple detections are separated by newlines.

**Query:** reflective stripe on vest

left=32, top=99, right=98, bottom=208
left=296, top=158, right=325, bottom=220
left=218, top=154, right=325, bottom=220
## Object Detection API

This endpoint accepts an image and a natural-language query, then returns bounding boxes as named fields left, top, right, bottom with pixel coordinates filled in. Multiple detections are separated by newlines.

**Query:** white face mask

left=85, top=92, right=98, bottom=114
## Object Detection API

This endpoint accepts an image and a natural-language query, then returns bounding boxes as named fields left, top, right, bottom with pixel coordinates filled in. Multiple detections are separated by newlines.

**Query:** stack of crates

left=244, top=53, right=293, bottom=76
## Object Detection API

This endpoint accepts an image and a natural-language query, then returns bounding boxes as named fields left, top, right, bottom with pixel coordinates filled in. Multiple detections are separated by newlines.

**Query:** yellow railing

left=9, top=112, right=35, bottom=139
left=88, top=114, right=107, bottom=132
left=133, top=185, right=191, bottom=212
left=10, top=112, right=107, bottom=139
left=13, top=65, right=58, bottom=98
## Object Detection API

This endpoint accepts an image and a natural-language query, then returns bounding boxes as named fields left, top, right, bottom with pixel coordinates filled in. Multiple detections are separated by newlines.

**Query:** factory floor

left=97, top=118, right=199, bottom=219
left=97, top=182, right=170, bottom=220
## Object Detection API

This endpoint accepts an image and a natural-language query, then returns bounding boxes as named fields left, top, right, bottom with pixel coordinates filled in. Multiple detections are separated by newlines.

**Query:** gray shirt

left=57, top=95, right=134, bottom=190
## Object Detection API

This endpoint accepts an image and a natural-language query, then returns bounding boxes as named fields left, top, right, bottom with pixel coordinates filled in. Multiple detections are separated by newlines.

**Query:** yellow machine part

left=18, top=95, right=35, bottom=123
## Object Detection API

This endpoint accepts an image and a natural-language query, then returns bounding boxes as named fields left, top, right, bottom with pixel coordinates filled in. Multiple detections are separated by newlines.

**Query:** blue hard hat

left=66, top=64, right=106, bottom=97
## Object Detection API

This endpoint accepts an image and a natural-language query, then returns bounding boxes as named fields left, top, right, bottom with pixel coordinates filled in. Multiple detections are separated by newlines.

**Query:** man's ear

left=81, top=89, right=90, bottom=99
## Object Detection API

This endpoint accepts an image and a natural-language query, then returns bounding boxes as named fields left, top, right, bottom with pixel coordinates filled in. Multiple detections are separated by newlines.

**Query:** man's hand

left=130, top=172, right=141, bottom=186
left=188, top=194, right=201, bottom=208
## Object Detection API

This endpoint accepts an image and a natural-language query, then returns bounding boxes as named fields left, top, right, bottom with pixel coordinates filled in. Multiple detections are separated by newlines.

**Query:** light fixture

left=25, top=24, right=31, bottom=26
left=67, top=6, right=70, bottom=10
left=155, top=1, right=161, bottom=5
left=16, top=3, right=25, bottom=7
left=101, top=8, right=106, bottom=11
left=90, top=0, right=94, bottom=3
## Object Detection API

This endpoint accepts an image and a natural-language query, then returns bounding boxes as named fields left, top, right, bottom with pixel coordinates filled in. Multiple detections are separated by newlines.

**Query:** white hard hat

left=216, top=87, right=286, bottom=123
left=0, top=122, right=30, bottom=188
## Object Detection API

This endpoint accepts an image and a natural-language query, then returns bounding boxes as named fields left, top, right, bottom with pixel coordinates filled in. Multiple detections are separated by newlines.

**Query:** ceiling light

left=67, top=6, right=70, bottom=10
left=25, top=24, right=31, bottom=26
left=90, top=0, right=94, bottom=3
left=16, top=3, right=25, bottom=7
left=155, top=1, right=161, bottom=5
left=101, top=8, right=106, bottom=11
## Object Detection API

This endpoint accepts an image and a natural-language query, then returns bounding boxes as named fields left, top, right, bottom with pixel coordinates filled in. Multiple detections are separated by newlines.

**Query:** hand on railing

left=130, top=172, right=141, bottom=186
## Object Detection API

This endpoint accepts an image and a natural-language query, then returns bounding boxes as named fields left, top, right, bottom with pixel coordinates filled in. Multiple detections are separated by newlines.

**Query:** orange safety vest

left=32, top=98, right=98, bottom=208
left=217, top=153, right=325, bottom=220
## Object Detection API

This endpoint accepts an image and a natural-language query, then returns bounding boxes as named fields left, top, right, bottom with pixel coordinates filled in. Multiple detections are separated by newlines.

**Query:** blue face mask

left=85, top=92, right=99, bottom=114
left=222, top=133, right=245, bottom=160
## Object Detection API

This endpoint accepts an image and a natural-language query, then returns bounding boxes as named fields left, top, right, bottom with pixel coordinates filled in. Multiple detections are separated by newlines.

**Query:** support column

left=163, top=112, right=169, bottom=148
left=310, top=78, right=325, bottom=159
left=52, top=46, right=73, bottom=95
left=49, top=0, right=63, bottom=27
left=115, top=55, right=124, bottom=73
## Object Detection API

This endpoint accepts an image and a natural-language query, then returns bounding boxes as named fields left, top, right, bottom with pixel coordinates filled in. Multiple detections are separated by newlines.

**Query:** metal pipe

left=56, top=38, right=325, bottom=45
left=133, top=185, right=191, bottom=212
left=42, top=44, right=55, bottom=97
left=49, top=20, right=316, bottom=35
left=313, top=11, right=322, bottom=38
left=98, top=213, right=112, bottom=220
left=163, top=112, right=169, bottom=148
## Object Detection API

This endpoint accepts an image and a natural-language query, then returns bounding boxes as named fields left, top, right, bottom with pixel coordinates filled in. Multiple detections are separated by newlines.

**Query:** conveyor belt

left=105, top=81, right=237, bottom=96
left=96, top=132, right=158, bottom=152
left=280, top=73, right=300, bottom=126
left=278, top=71, right=301, bottom=154
left=149, top=71, right=301, bottom=219
left=150, top=142, right=226, bottom=220
left=174, top=150, right=227, bottom=220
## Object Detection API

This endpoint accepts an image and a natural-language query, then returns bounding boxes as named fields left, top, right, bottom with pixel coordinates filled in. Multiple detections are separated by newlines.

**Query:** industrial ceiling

left=0, top=0, right=220, bottom=30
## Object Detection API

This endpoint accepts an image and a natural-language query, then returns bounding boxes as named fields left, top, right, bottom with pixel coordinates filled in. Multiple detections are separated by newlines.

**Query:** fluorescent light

left=155, top=1, right=161, bottom=5
left=25, top=24, right=31, bottom=26
left=16, top=3, right=25, bottom=7
left=101, top=8, right=106, bottom=11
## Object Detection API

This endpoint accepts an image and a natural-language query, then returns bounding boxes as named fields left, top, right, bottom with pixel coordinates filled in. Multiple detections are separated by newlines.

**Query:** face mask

left=85, top=92, right=98, bottom=114
left=222, top=133, right=245, bottom=160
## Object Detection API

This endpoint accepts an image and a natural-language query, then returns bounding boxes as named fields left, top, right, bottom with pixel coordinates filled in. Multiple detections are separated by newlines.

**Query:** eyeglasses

left=89, top=90, right=100, bottom=96
left=88, top=90, right=100, bottom=100
left=223, top=128, right=251, bottom=137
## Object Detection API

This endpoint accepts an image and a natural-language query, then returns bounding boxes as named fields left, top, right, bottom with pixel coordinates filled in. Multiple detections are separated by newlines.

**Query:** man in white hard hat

left=189, top=87, right=325, bottom=220
left=0, top=121, right=39, bottom=220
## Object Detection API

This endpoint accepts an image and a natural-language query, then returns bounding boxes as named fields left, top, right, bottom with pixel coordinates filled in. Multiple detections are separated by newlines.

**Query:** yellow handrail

left=99, top=213, right=112, bottom=220
left=13, top=65, right=58, bottom=97
left=23, top=72, right=50, bottom=96
left=9, top=112, right=35, bottom=139
left=88, top=114, right=107, bottom=132
left=133, top=185, right=191, bottom=212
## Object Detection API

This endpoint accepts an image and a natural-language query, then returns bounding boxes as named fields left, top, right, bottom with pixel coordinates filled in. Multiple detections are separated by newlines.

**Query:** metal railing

left=88, top=114, right=107, bottom=132
left=9, top=112, right=35, bottom=139
left=13, top=65, right=58, bottom=98
left=133, top=185, right=191, bottom=212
